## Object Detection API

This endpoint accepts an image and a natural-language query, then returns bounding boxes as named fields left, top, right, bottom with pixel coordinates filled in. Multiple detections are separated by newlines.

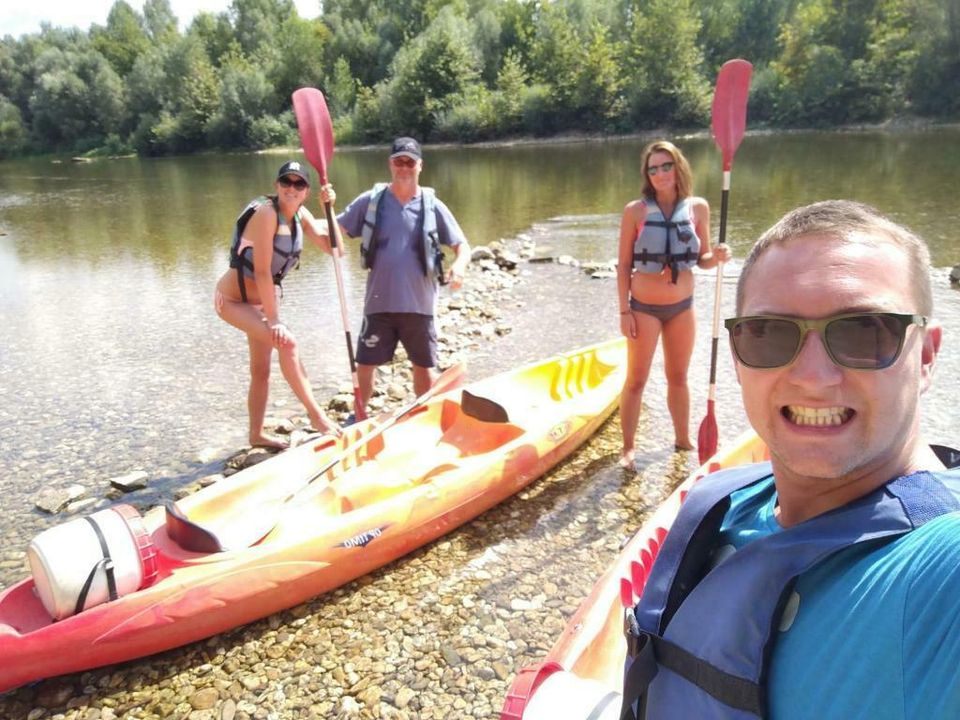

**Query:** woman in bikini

left=215, top=161, right=341, bottom=449
left=616, top=140, right=731, bottom=466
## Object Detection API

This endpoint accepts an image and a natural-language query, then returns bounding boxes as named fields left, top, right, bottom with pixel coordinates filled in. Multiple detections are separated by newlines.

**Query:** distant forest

left=1, top=0, right=958, bottom=158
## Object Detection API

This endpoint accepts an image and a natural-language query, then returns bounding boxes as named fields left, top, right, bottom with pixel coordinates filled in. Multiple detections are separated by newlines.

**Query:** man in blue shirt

left=622, top=200, right=960, bottom=719
left=321, top=137, right=470, bottom=416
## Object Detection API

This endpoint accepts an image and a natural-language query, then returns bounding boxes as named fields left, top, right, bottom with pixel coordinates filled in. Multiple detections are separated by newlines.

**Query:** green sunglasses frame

left=723, top=312, right=928, bottom=370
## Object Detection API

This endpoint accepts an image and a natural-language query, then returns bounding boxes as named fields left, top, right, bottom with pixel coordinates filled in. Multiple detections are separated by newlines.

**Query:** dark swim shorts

left=356, top=313, right=438, bottom=367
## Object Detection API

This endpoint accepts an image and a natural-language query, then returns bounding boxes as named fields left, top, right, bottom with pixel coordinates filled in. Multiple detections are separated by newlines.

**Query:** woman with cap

left=215, top=160, right=342, bottom=448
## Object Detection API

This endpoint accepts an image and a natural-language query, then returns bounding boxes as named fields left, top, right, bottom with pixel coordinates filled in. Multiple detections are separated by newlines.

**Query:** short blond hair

left=736, top=200, right=933, bottom=315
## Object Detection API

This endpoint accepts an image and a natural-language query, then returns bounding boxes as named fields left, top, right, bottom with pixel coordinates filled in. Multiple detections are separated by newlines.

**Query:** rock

left=470, top=246, right=495, bottom=261
left=109, top=471, right=149, bottom=492
left=35, top=484, right=87, bottom=514
left=440, top=644, right=462, bottom=667
left=394, top=687, right=416, bottom=709
left=36, top=680, right=76, bottom=708
left=65, top=497, right=100, bottom=514
left=950, top=265, right=960, bottom=285
left=220, top=698, right=237, bottom=720
left=190, top=687, right=220, bottom=710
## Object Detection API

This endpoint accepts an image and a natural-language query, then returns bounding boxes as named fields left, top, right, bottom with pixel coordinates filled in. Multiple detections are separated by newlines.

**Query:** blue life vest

left=360, top=183, right=444, bottom=283
left=229, top=195, right=302, bottom=303
left=620, top=460, right=960, bottom=720
left=632, top=197, right=701, bottom=284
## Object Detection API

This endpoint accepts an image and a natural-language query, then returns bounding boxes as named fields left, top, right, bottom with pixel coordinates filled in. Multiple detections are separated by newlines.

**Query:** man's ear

left=920, top=320, right=942, bottom=394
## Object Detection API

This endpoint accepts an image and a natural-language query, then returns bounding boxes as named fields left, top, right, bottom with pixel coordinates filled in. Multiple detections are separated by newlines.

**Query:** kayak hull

left=0, top=338, right=626, bottom=693
left=500, top=429, right=770, bottom=719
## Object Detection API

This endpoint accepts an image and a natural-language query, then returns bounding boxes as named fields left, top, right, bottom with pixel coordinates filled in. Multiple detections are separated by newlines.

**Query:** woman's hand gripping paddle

left=698, top=59, right=752, bottom=466
left=165, top=362, right=467, bottom=553
left=291, top=87, right=367, bottom=423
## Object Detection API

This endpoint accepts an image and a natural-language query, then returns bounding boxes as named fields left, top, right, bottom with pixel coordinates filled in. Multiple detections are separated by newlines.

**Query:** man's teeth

left=785, top=406, right=852, bottom=426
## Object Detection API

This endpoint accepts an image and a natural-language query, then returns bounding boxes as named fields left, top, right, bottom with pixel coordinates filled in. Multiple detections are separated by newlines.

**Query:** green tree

left=266, top=15, right=331, bottom=111
left=379, top=6, right=481, bottom=137
left=0, top=94, right=27, bottom=157
left=189, top=11, right=235, bottom=67
left=143, top=0, right=179, bottom=44
left=28, top=43, right=125, bottom=150
left=329, top=56, right=357, bottom=116
left=626, top=0, right=711, bottom=127
left=92, top=1, right=150, bottom=76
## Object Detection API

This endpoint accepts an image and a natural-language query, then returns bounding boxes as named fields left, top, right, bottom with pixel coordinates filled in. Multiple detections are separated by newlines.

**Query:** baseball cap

left=277, top=160, right=310, bottom=184
left=390, top=137, right=422, bottom=161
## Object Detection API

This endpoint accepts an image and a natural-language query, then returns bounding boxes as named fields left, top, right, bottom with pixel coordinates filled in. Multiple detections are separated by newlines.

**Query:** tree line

left=1, top=0, right=958, bottom=159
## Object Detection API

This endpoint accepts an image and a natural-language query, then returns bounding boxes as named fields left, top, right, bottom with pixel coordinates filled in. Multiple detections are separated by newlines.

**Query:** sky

left=1, top=0, right=320, bottom=39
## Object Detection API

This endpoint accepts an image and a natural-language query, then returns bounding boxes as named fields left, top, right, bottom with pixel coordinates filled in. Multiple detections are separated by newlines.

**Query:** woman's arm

left=617, top=201, right=643, bottom=339
left=249, top=204, right=282, bottom=326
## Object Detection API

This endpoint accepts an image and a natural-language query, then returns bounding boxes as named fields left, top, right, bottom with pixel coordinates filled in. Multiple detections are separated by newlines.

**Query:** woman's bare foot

left=674, top=439, right=695, bottom=452
left=618, top=448, right=636, bottom=468
left=250, top=433, right=289, bottom=450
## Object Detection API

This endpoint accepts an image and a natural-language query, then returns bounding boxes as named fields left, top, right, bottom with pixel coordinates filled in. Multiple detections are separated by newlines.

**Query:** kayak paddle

left=291, top=87, right=367, bottom=422
left=165, top=362, right=467, bottom=553
left=698, top=58, right=753, bottom=466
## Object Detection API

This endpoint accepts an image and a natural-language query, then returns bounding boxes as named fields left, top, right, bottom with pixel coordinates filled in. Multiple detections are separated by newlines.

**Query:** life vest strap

left=622, top=615, right=763, bottom=719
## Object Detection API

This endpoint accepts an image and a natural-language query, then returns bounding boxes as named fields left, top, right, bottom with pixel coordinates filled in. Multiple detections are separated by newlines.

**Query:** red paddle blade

left=711, top=59, right=753, bottom=171
left=292, top=87, right=335, bottom=183
left=697, top=400, right=718, bottom=465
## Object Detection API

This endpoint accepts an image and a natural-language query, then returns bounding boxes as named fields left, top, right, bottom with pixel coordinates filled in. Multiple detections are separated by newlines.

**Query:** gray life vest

left=229, top=195, right=302, bottom=302
left=620, top=459, right=960, bottom=720
left=360, top=183, right=444, bottom=283
left=632, top=197, right=701, bottom=284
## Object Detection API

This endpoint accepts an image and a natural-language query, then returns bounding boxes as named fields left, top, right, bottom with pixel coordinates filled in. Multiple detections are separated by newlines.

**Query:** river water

left=0, top=130, right=958, bottom=708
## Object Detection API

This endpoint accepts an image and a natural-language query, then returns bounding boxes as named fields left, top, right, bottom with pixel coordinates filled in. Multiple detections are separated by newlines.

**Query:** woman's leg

left=247, top=335, right=284, bottom=448
left=661, top=307, right=697, bottom=450
left=216, top=293, right=287, bottom=447
left=275, top=339, right=339, bottom=435
left=620, top=312, right=661, bottom=466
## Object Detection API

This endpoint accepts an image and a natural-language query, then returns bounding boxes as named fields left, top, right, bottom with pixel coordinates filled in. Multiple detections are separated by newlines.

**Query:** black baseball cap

left=390, top=137, right=422, bottom=161
left=277, top=160, right=310, bottom=184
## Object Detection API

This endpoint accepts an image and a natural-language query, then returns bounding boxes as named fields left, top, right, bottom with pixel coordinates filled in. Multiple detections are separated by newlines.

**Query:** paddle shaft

left=284, top=362, right=465, bottom=501
left=707, top=174, right=730, bottom=397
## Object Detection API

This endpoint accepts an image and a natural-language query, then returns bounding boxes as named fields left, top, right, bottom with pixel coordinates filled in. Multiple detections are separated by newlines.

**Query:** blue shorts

left=356, top=313, right=438, bottom=368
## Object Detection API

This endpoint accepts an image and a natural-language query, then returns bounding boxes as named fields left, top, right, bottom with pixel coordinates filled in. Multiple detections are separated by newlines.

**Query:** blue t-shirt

left=338, top=187, right=466, bottom=316
left=719, top=478, right=960, bottom=719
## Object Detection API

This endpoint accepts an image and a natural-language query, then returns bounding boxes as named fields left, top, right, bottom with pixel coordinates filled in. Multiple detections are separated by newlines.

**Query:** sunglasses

left=391, top=156, right=418, bottom=167
left=647, top=161, right=675, bottom=175
left=278, top=176, right=308, bottom=190
left=724, top=312, right=928, bottom=370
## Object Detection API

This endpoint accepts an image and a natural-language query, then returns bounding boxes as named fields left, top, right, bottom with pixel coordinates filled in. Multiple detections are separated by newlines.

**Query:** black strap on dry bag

left=74, top=515, right=119, bottom=616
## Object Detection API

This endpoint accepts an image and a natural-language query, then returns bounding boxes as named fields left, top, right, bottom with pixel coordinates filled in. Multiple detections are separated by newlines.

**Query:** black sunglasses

left=724, top=312, right=928, bottom=370
left=278, top=176, right=308, bottom=190
left=647, top=161, right=675, bottom=175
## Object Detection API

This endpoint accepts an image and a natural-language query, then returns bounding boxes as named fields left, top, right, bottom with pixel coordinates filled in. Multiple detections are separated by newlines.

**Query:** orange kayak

left=0, top=338, right=625, bottom=693
left=500, top=429, right=770, bottom=719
